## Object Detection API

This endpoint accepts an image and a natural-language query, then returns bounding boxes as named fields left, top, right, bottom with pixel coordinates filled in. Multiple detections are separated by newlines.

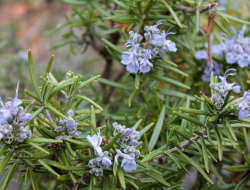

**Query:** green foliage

left=1, top=0, right=250, bottom=190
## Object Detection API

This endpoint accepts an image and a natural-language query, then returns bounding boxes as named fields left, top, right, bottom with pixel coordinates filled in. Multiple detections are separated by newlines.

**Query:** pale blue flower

left=219, top=69, right=241, bottom=93
left=139, top=49, right=153, bottom=73
left=102, top=157, right=112, bottom=168
left=201, top=61, right=220, bottom=82
left=66, top=109, right=75, bottom=128
left=195, top=50, right=209, bottom=60
left=25, top=113, right=32, bottom=122
left=153, top=28, right=177, bottom=52
left=87, top=128, right=103, bottom=157
left=115, top=149, right=137, bottom=172
left=0, top=81, right=22, bottom=124
left=121, top=41, right=140, bottom=74
left=238, top=91, right=250, bottom=119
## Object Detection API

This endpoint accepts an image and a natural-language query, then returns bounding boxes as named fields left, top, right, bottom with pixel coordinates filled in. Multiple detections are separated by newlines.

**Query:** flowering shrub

left=1, top=0, right=250, bottom=190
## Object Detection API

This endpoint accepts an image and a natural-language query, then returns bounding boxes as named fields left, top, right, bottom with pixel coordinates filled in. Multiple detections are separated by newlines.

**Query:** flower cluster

left=86, top=122, right=141, bottom=176
left=54, top=110, right=81, bottom=140
left=121, top=20, right=177, bottom=73
left=89, top=151, right=112, bottom=176
left=222, top=25, right=250, bottom=68
left=0, top=81, right=32, bottom=144
left=112, top=122, right=141, bottom=172
left=87, top=128, right=112, bottom=176
left=210, top=69, right=241, bottom=110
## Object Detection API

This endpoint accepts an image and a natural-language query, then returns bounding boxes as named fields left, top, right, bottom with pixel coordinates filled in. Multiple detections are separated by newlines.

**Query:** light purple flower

left=195, top=50, right=209, bottom=60
left=124, top=128, right=133, bottom=136
left=25, top=113, right=32, bottom=122
left=153, top=27, right=177, bottom=52
left=102, top=157, right=112, bottom=168
left=0, top=81, right=22, bottom=124
left=238, top=91, right=250, bottom=119
left=201, top=61, right=220, bottom=82
left=139, top=49, right=153, bottom=73
left=121, top=41, right=140, bottom=74
left=131, top=140, right=138, bottom=146
left=87, top=128, right=103, bottom=157
left=66, top=109, right=75, bottom=128
left=115, top=149, right=137, bottom=172
left=219, top=69, right=241, bottom=93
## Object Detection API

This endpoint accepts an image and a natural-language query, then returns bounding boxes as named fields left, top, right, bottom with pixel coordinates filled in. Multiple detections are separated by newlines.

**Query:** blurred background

left=0, top=0, right=250, bottom=189
left=0, top=0, right=104, bottom=100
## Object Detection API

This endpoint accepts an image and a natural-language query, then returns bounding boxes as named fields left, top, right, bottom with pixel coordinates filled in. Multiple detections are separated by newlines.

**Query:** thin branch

left=178, top=3, right=217, bottom=14
left=155, top=128, right=207, bottom=159
left=207, top=9, right=216, bottom=67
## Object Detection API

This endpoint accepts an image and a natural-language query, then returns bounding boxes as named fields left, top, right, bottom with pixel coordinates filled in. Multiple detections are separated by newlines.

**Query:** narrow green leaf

left=98, top=78, right=133, bottom=91
left=0, top=160, right=19, bottom=190
left=25, top=141, right=50, bottom=154
left=201, top=138, right=209, bottom=173
left=28, top=50, right=41, bottom=99
left=154, top=63, right=188, bottom=77
left=223, top=118, right=237, bottom=141
left=37, top=159, right=60, bottom=177
left=173, top=127, right=190, bottom=141
left=113, top=161, right=118, bottom=176
left=43, top=55, right=54, bottom=78
left=179, top=107, right=211, bottom=115
left=161, top=0, right=182, bottom=28
left=141, top=149, right=165, bottom=163
left=29, top=168, right=40, bottom=190
left=31, top=148, right=57, bottom=159
left=77, top=75, right=101, bottom=90
left=101, top=38, right=123, bottom=54
left=218, top=12, right=250, bottom=25
left=65, top=141, right=76, bottom=157
left=65, top=139, right=91, bottom=148
left=125, top=178, right=139, bottom=189
left=48, top=81, right=73, bottom=101
left=135, top=73, right=140, bottom=89
left=223, top=165, right=250, bottom=172
left=151, top=75, right=190, bottom=89
left=128, top=88, right=140, bottom=107
left=214, top=126, right=223, bottom=161
left=133, top=119, right=142, bottom=130
left=76, top=150, right=89, bottom=163
left=73, top=95, right=103, bottom=111
left=26, top=138, right=62, bottom=143
left=179, top=151, right=213, bottom=184
left=145, top=171, right=170, bottom=186
left=103, top=132, right=122, bottom=151
left=140, top=123, right=155, bottom=137
left=117, top=167, right=126, bottom=189
left=0, top=144, right=9, bottom=157
left=0, top=152, right=14, bottom=174
left=45, top=104, right=73, bottom=121
left=174, top=111, right=204, bottom=126
left=148, top=107, right=165, bottom=151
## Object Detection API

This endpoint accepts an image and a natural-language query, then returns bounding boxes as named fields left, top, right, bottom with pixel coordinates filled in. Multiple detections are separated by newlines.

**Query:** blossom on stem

left=139, top=49, right=153, bottom=73
left=0, top=81, right=22, bottom=124
left=87, top=128, right=103, bottom=157
left=121, top=41, right=140, bottom=74
left=219, top=69, right=241, bottom=93
left=153, top=27, right=177, bottom=53
left=115, top=149, right=137, bottom=172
